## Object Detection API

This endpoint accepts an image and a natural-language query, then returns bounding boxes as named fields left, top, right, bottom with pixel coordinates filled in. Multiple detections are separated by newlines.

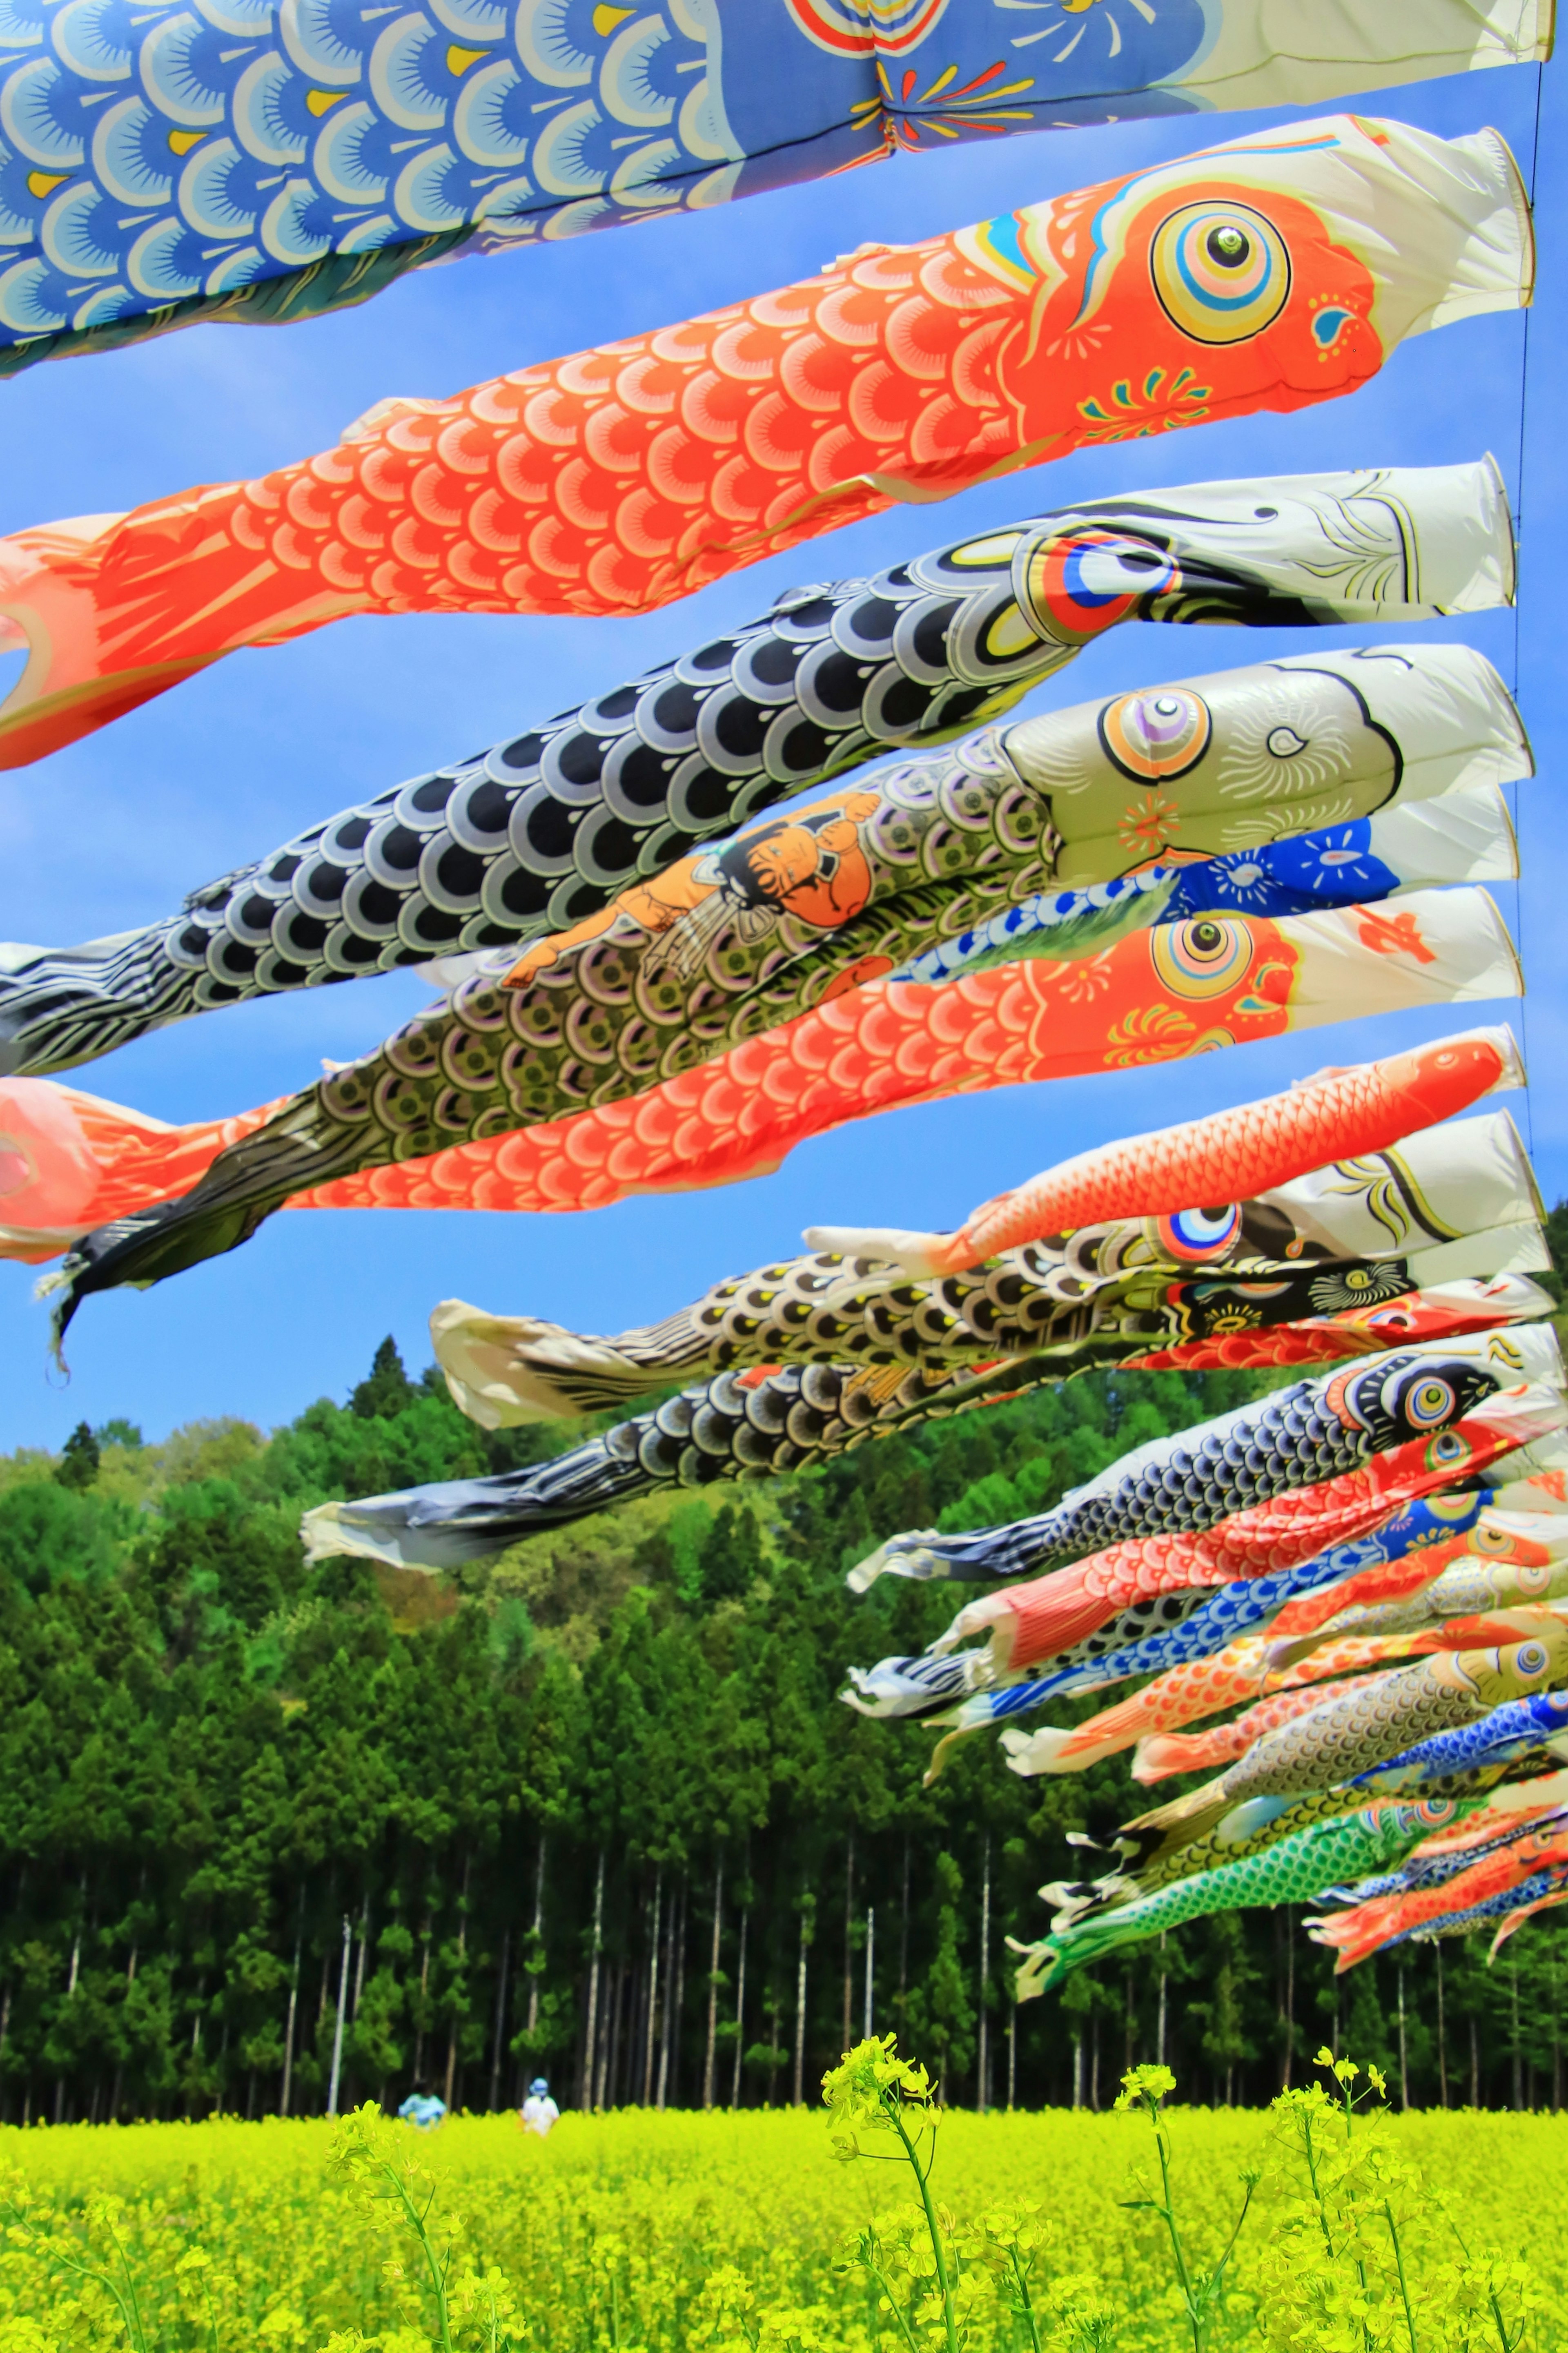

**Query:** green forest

left=4, top=1296, right=1567, bottom=2131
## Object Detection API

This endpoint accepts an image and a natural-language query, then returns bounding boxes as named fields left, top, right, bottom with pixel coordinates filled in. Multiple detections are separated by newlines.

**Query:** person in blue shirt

left=397, top=2085, right=448, bottom=2130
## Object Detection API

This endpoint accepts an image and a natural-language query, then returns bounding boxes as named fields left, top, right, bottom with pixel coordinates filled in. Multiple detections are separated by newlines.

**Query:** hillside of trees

left=1, top=1324, right=1565, bottom=2128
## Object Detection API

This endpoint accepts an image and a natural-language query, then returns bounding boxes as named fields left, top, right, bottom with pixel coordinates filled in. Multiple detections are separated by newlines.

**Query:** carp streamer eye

left=1150, top=202, right=1292, bottom=344
left=1019, top=528, right=1180, bottom=646
left=1153, top=1203, right=1243, bottom=1262
left=1098, top=685, right=1212, bottom=781
left=1151, top=918, right=1254, bottom=999
left=1425, top=1429, right=1470, bottom=1472
left=1400, top=1374, right=1460, bottom=1430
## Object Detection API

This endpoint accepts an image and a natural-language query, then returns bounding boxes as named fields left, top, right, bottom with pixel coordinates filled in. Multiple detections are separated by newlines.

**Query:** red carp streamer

left=0, top=904, right=1515, bottom=1265
left=1313, top=1823, right=1568, bottom=1971
left=808, top=1032, right=1515, bottom=1278
left=1490, top=1882, right=1568, bottom=1955
left=1120, top=1278, right=1549, bottom=1376
left=937, top=1407, right=1556, bottom=1671
left=0, top=114, right=1530, bottom=766
left=1135, top=1613, right=1566, bottom=1781
left=995, top=1479, right=1568, bottom=1775
left=1136, top=1677, right=1399, bottom=1782
left=1411, top=1768, right=1568, bottom=1854
left=1264, top=1510, right=1568, bottom=1645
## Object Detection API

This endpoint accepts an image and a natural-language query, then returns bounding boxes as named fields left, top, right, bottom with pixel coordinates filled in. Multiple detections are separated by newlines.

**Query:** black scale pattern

left=318, top=1346, right=1507, bottom=1570
left=0, top=485, right=1348, bottom=1078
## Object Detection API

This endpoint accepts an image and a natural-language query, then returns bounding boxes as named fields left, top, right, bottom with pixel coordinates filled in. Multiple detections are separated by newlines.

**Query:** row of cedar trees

left=4, top=1317, right=1568, bottom=2126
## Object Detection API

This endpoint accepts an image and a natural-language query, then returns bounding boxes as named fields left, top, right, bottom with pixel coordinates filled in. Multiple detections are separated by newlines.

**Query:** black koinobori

left=0, top=459, right=1512, bottom=1077
left=296, top=1332, right=1561, bottom=1574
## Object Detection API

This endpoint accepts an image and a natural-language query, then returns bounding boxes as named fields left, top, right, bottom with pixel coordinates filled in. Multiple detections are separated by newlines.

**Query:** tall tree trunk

left=1397, top=1962, right=1410, bottom=2111
left=1089, top=2013, right=1100, bottom=2112
left=599, top=1963, right=617, bottom=2108
left=352, top=1895, right=370, bottom=2017
left=1007, top=1998, right=1016, bottom=2112
left=1282, top=1909, right=1295, bottom=2091
left=614, top=1961, right=633, bottom=2107
left=318, top=1936, right=333, bottom=2031
left=977, top=1836, right=991, bottom=2114
left=524, top=1837, right=546, bottom=2100
left=327, top=1916, right=352, bottom=2118
left=841, top=1835, right=855, bottom=2060
left=1156, top=1934, right=1168, bottom=2067
left=792, top=1909, right=809, bottom=2107
left=1071, top=2034, right=1083, bottom=2111
left=730, top=1906, right=748, bottom=2110
left=594, top=1957, right=615, bottom=2111
left=673, top=1881, right=688, bottom=2103
left=628, top=1940, right=650, bottom=2110
left=412, top=1923, right=429, bottom=2085
left=863, top=1907, right=874, bottom=2039
left=1511, top=1961, right=1523, bottom=2111
left=111, top=1941, right=137, bottom=2125
left=581, top=1851, right=605, bottom=2112
left=489, top=1927, right=512, bottom=2113
left=443, top=1856, right=471, bottom=2113
left=898, top=1836, right=911, bottom=2029
left=702, top=1855, right=724, bottom=2111
left=656, top=1885, right=675, bottom=2110
left=280, top=1923, right=301, bottom=2119
left=55, top=1902, right=83, bottom=2125
left=1435, top=1942, right=1448, bottom=2109
left=1470, top=2015, right=1480, bottom=2109
left=642, top=1871, right=663, bottom=2109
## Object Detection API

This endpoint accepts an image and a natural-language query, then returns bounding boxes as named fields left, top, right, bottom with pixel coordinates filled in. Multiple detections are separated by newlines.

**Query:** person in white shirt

left=521, top=2077, right=559, bottom=2137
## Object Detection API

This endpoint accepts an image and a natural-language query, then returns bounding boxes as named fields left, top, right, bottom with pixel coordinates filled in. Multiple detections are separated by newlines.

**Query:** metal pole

left=326, top=1916, right=352, bottom=2118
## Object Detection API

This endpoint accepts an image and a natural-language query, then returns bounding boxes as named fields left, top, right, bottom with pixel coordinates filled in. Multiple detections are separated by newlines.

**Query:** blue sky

left=0, top=54, right=1561, bottom=1449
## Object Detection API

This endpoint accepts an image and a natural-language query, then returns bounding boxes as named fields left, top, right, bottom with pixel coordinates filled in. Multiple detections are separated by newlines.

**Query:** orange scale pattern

left=993, top=1425, right=1527, bottom=1670
left=289, top=928, right=1298, bottom=1220
left=0, top=113, right=1433, bottom=767
left=1315, top=1825, right=1568, bottom=1969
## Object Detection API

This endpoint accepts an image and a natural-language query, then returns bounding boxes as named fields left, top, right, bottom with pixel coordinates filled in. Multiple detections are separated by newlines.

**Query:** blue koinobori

left=0, top=0, right=1548, bottom=368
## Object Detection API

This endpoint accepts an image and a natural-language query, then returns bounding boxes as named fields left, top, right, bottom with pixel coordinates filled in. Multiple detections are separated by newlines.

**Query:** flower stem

left=1383, top=2201, right=1419, bottom=2353
left=887, top=2096, right=960, bottom=2353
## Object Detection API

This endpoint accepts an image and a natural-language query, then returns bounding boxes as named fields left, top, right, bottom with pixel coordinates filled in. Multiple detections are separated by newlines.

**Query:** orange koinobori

left=0, top=113, right=1534, bottom=764
left=26, top=885, right=1526, bottom=1338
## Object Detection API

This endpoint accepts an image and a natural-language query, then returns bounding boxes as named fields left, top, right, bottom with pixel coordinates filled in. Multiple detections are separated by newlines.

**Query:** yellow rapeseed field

left=0, top=2096, right=1555, bottom=2352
